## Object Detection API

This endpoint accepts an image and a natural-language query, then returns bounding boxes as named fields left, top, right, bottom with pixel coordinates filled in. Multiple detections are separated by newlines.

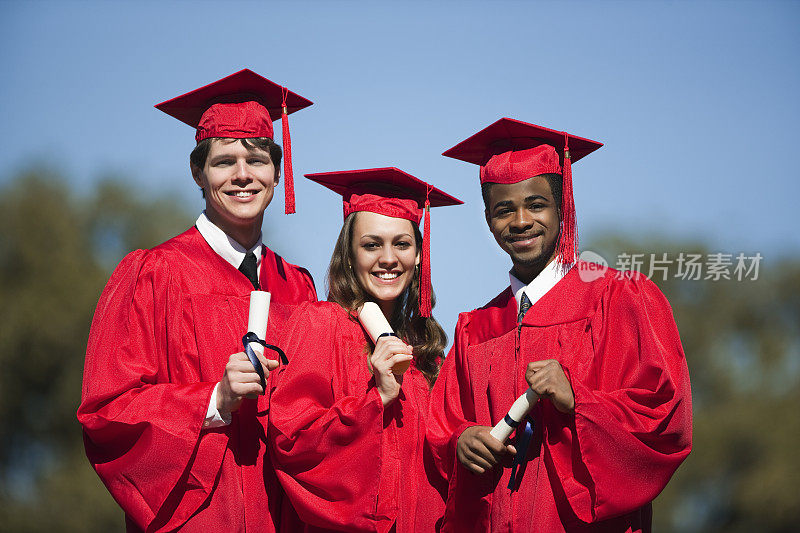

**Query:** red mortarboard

left=155, top=69, right=313, bottom=214
left=305, top=167, right=462, bottom=317
left=443, top=117, right=603, bottom=264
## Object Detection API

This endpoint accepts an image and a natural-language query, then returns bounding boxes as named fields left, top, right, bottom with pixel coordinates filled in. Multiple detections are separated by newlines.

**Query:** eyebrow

left=360, top=233, right=413, bottom=240
left=525, top=194, right=549, bottom=202
left=207, top=153, right=236, bottom=164
left=209, top=151, right=271, bottom=163
left=491, top=195, right=548, bottom=210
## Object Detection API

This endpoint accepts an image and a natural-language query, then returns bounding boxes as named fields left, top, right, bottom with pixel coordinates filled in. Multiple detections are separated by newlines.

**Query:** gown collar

left=509, top=260, right=572, bottom=314
left=195, top=211, right=263, bottom=270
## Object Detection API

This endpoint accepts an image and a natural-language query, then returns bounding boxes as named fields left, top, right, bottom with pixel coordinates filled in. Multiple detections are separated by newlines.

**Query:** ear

left=190, top=164, right=203, bottom=188
left=415, top=250, right=421, bottom=267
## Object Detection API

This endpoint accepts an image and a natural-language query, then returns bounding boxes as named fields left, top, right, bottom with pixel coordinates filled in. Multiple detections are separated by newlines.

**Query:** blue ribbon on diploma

left=503, top=413, right=520, bottom=428
left=507, top=418, right=534, bottom=491
left=242, top=332, right=288, bottom=391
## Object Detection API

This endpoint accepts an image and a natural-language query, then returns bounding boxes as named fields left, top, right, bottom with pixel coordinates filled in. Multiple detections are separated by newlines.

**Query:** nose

left=509, top=208, right=533, bottom=232
left=378, top=245, right=399, bottom=268
left=233, top=159, right=252, bottom=182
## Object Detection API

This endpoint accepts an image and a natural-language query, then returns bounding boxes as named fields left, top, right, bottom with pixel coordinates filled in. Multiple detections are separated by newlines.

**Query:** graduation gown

left=269, top=301, right=446, bottom=532
left=427, top=264, right=692, bottom=532
left=78, top=226, right=317, bottom=532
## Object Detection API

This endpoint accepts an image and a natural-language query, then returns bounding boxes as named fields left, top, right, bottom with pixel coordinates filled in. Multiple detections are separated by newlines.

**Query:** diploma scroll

left=247, top=291, right=270, bottom=357
left=243, top=291, right=288, bottom=393
left=489, top=388, right=539, bottom=442
left=357, top=302, right=410, bottom=375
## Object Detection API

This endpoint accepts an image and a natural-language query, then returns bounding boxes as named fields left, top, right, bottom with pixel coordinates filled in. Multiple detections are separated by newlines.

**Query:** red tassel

left=281, top=88, right=295, bottom=214
left=419, top=188, right=432, bottom=318
left=558, top=132, right=577, bottom=264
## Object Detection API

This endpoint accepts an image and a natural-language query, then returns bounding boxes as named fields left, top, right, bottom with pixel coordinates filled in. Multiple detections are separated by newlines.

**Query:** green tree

left=587, top=237, right=800, bottom=533
left=0, top=168, right=192, bottom=531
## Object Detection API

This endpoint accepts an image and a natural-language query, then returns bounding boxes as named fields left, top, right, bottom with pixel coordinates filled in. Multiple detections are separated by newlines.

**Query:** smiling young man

left=427, top=118, right=693, bottom=532
left=191, top=138, right=280, bottom=249
left=78, top=70, right=317, bottom=532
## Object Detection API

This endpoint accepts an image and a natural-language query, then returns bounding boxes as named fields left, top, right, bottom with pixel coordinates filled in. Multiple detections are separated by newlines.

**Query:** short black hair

left=481, top=173, right=563, bottom=214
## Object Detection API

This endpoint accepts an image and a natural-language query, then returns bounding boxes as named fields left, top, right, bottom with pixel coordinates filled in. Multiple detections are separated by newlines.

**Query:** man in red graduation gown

left=427, top=118, right=692, bottom=532
left=77, top=70, right=317, bottom=532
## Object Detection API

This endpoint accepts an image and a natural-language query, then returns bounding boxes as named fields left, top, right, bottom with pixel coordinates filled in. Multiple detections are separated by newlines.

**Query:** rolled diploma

left=247, top=291, right=271, bottom=358
left=358, top=302, right=410, bottom=375
left=489, top=388, right=538, bottom=442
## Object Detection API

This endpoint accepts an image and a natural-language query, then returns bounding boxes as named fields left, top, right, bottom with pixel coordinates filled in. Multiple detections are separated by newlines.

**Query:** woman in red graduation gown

left=269, top=168, right=461, bottom=532
left=77, top=70, right=316, bottom=532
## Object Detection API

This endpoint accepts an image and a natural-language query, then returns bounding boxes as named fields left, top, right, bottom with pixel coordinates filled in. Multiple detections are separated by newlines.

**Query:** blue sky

left=2, top=0, right=798, bottom=337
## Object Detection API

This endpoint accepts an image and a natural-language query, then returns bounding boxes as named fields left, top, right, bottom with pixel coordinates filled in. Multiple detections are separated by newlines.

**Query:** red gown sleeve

left=261, top=247, right=318, bottom=304
left=426, top=313, right=478, bottom=482
left=427, top=313, right=500, bottom=531
left=77, top=250, right=227, bottom=532
left=299, top=267, right=318, bottom=302
left=544, top=274, right=693, bottom=523
left=269, top=303, right=387, bottom=532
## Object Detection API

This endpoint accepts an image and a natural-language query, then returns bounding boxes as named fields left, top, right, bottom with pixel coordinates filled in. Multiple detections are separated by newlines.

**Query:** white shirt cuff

left=203, top=383, right=231, bottom=428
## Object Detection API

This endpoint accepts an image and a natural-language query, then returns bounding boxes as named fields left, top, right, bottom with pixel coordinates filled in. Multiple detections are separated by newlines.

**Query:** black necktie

left=238, top=252, right=259, bottom=290
left=517, top=292, right=532, bottom=323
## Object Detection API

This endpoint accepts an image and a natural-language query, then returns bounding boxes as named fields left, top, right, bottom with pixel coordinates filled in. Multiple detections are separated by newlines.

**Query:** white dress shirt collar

left=195, top=211, right=262, bottom=270
left=509, top=260, right=573, bottom=313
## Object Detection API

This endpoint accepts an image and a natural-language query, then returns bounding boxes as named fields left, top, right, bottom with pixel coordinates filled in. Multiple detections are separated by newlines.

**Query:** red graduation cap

left=305, top=167, right=462, bottom=317
left=155, top=69, right=313, bottom=214
left=442, top=117, right=602, bottom=264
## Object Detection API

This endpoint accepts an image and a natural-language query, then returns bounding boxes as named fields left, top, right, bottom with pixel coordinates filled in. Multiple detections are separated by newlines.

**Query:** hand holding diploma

left=466, top=361, right=570, bottom=490
left=458, top=385, right=540, bottom=475
left=217, top=350, right=279, bottom=414
left=457, top=426, right=516, bottom=474
left=370, top=336, right=413, bottom=407
left=358, top=302, right=413, bottom=376
left=525, top=359, right=574, bottom=414
left=490, top=388, right=540, bottom=442
left=217, top=291, right=286, bottom=414
left=358, top=302, right=413, bottom=406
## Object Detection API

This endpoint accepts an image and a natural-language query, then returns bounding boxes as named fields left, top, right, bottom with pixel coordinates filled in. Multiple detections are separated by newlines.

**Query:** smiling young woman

left=350, top=211, right=420, bottom=316
left=326, top=209, right=444, bottom=387
left=269, top=168, right=461, bottom=532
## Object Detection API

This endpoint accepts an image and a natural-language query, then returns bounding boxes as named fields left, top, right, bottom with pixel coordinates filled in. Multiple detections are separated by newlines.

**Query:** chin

left=367, top=282, right=409, bottom=307
left=509, top=250, right=542, bottom=265
left=371, top=289, right=403, bottom=305
left=513, top=253, right=551, bottom=272
left=226, top=207, right=264, bottom=224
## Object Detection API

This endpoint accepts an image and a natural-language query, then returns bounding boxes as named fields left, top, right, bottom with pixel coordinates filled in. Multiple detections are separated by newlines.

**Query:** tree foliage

left=0, top=169, right=192, bottom=531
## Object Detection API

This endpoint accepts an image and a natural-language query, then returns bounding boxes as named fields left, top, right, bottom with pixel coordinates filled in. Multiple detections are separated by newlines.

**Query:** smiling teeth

left=233, top=191, right=254, bottom=197
left=377, top=272, right=399, bottom=280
